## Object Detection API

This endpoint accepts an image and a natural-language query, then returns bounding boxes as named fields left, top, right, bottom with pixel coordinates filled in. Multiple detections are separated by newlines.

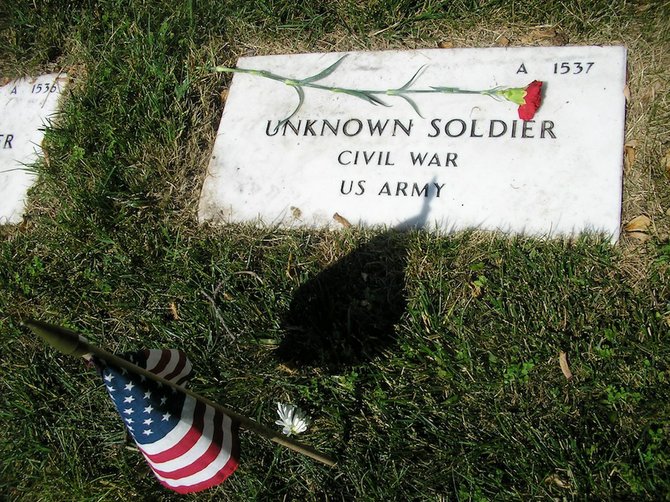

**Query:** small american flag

left=95, top=349, right=239, bottom=494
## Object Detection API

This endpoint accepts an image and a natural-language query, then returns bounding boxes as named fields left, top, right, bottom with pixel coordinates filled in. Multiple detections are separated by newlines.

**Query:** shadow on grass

left=277, top=186, right=434, bottom=370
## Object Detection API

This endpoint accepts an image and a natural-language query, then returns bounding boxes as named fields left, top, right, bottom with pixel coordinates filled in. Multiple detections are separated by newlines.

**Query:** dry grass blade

left=559, top=351, right=573, bottom=380
left=169, top=301, right=179, bottom=320
left=545, top=473, right=570, bottom=488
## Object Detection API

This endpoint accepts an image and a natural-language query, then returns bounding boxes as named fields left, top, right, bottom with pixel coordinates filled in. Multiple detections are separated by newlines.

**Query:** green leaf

left=398, top=65, right=427, bottom=90
left=360, top=92, right=390, bottom=107
left=292, top=85, right=306, bottom=116
left=398, top=94, right=424, bottom=117
left=274, top=85, right=306, bottom=132
left=300, top=55, right=348, bottom=84
left=338, top=89, right=389, bottom=107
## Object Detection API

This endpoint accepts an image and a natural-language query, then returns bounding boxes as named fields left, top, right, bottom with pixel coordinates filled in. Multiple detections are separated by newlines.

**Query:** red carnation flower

left=517, top=80, right=543, bottom=121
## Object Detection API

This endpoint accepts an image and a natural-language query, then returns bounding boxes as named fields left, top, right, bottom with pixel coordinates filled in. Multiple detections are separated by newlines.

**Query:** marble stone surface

left=0, top=73, right=68, bottom=224
left=200, top=46, right=627, bottom=240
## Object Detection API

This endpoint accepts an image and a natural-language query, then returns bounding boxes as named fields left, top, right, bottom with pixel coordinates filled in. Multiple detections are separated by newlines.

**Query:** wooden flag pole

left=24, top=319, right=336, bottom=468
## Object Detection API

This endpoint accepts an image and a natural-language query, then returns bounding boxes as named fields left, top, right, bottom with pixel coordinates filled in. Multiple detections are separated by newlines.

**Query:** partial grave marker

left=200, top=46, right=627, bottom=241
left=0, top=73, right=68, bottom=224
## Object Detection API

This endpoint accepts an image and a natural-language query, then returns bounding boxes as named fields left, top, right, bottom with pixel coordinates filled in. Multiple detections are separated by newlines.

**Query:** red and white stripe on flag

left=100, top=349, right=239, bottom=494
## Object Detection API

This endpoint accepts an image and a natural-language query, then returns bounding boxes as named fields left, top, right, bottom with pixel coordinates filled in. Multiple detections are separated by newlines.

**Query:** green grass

left=2, top=0, right=670, bottom=499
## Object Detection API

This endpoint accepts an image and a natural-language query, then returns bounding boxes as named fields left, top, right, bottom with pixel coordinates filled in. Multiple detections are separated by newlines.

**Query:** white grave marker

left=0, top=73, right=68, bottom=224
left=200, top=46, right=626, bottom=240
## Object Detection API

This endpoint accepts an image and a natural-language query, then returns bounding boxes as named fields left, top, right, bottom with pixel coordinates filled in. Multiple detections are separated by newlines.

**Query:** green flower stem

left=214, top=64, right=513, bottom=122
left=216, top=65, right=499, bottom=97
left=306, top=82, right=495, bottom=95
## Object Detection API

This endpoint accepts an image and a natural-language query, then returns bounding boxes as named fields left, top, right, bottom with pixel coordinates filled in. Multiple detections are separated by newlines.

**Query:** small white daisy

left=275, top=402, right=310, bottom=436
